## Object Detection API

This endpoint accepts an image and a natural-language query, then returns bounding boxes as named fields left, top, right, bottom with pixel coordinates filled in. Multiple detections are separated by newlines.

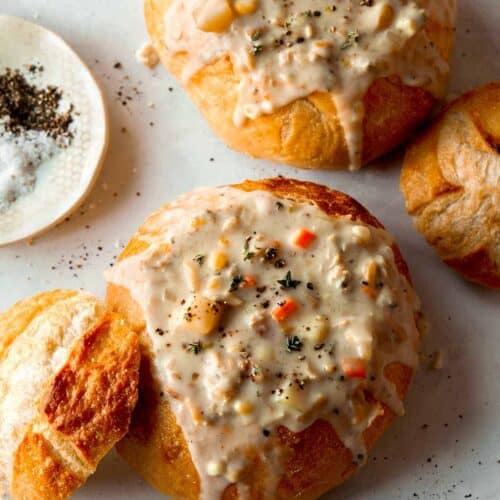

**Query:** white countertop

left=0, top=1, right=499, bottom=499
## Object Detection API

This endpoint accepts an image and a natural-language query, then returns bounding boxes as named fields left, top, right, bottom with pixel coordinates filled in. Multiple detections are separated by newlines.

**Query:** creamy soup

left=106, top=187, right=422, bottom=499
left=162, top=0, right=455, bottom=168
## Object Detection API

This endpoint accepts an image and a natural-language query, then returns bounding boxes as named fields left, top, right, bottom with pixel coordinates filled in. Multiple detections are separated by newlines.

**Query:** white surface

left=0, top=1, right=498, bottom=499
left=0, top=15, right=108, bottom=246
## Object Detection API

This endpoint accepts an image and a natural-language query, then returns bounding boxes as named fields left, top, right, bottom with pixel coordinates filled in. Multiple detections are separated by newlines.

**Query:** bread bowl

left=106, top=178, right=424, bottom=499
left=0, top=290, right=140, bottom=499
left=401, top=82, right=500, bottom=288
left=145, top=0, right=456, bottom=169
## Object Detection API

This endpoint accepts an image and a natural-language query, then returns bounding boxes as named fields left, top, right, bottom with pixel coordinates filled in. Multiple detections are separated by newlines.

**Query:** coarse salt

left=0, top=122, right=59, bottom=213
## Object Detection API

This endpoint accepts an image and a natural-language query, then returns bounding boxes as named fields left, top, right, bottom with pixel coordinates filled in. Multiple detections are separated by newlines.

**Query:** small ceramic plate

left=0, top=15, right=108, bottom=246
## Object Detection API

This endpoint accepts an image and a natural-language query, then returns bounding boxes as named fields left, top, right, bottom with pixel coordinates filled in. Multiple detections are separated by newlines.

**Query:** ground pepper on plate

left=0, top=66, right=76, bottom=213
left=0, top=67, right=74, bottom=142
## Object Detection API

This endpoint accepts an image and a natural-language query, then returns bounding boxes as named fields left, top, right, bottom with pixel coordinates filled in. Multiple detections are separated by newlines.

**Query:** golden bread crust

left=401, top=82, right=500, bottom=288
left=0, top=290, right=78, bottom=361
left=144, top=0, right=455, bottom=169
left=12, top=431, right=83, bottom=500
left=43, top=313, right=141, bottom=467
left=107, top=178, right=415, bottom=499
left=0, top=290, right=140, bottom=500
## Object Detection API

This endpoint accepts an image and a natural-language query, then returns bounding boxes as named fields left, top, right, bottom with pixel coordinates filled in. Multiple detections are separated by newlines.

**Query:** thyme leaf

left=286, top=336, right=303, bottom=352
left=341, top=29, right=360, bottom=50
left=277, top=270, right=301, bottom=289
left=229, top=274, right=244, bottom=292
left=187, top=341, right=202, bottom=355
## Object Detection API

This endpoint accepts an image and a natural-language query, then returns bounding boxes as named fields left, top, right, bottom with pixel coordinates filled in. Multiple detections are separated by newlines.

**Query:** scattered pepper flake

left=193, top=254, right=205, bottom=265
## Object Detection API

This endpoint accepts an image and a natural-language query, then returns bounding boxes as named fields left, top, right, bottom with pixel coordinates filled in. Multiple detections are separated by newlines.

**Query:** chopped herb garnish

left=252, top=44, right=263, bottom=55
left=187, top=341, right=202, bottom=355
left=243, top=236, right=254, bottom=260
left=341, top=29, right=360, bottom=50
left=276, top=201, right=284, bottom=210
left=193, top=254, right=205, bottom=265
left=244, top=251, right=255, bottom=261
left=277, top=270, right=301, bottom=289
left=229, top=274, right=244, bottom=292
left=306, top=282, right=314, bottom=290
left=286, top=335, right=303, bottom=352
left=251, top=30, right=261, bottom=41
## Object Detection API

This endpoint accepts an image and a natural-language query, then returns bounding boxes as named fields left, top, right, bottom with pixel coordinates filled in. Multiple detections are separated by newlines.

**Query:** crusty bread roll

left=106, top=178, right=423, bottom=499
left=145, top=0, right=455, bottom=169
left=0, top=290, right=140, bottom=500
left=401, top=82, right=500, bottom=288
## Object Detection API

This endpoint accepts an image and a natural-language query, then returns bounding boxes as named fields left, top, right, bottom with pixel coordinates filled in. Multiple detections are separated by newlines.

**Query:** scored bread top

left=0, top=290, right=140, bottom=499
left=106, top=179, right=423, bottom=499
left=401, top=82, right=500, bottom=288
left=149, top=0, right=455, bottom=168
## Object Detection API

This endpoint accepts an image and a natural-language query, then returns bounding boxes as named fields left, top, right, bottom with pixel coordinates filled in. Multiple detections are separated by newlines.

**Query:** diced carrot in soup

left=272, top=298, right=298, bottom=322
left=241, top=275, right=257, bottom=288
left=341, top=358, right=367, bottom=378
left=293, top=228, right=316, bottom=248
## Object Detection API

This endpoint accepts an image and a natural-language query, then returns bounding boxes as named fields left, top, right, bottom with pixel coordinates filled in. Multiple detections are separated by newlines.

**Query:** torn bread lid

left=0, top=290, right=139, bottom=499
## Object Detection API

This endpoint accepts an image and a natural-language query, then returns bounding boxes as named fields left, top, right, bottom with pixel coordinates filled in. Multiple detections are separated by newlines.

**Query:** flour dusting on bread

left=0, top=291, right=140, bottom=499
left=0, top=293, right=102, bottom=492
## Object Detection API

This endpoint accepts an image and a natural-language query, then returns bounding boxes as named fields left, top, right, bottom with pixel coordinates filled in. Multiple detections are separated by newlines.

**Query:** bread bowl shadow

left=72, top=449, right=160, bottom=499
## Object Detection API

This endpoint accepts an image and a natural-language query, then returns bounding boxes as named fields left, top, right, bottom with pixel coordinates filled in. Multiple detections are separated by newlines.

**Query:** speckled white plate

left=0, top=15, right=108, bottom=246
